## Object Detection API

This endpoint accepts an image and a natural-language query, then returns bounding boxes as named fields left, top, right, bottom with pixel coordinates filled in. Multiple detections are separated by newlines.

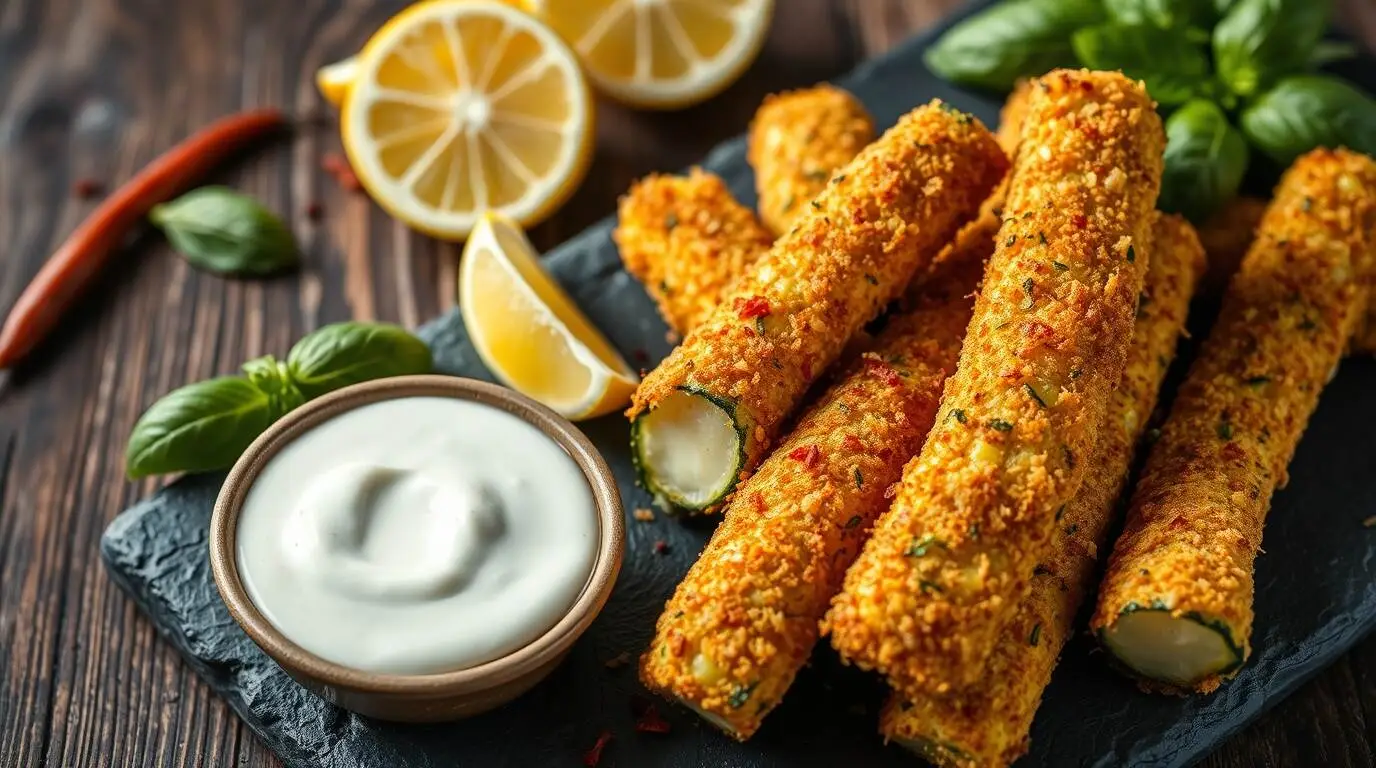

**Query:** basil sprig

left=1212, top=0, right=1330, bottom=98
left=924, top=0, right=1104, bottom=91
left=1072, top=23, right=1211, bottom=105
left=927, top=0, right=1374, bottom=223
left=125, top=322, right=432, bottom=478
left=1159, top=101, right=1251, bottom=222
left=1241, top=75, right=1376, bottom=166
left=150, top=186, right=299, bottom=276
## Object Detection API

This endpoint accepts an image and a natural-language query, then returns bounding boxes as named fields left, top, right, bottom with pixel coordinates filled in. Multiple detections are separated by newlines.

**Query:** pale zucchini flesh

left=1100, top=608, right=1243, bottom=687
left=632, top=387, right=744, bottom=511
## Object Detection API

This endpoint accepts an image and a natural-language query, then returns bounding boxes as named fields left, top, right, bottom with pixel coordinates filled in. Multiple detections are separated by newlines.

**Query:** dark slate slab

left=101, top=2, right=1376, bottom=766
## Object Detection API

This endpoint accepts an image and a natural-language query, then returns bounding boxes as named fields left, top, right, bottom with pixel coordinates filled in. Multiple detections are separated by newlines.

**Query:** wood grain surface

left=1, top=1, right=1374, bottom=766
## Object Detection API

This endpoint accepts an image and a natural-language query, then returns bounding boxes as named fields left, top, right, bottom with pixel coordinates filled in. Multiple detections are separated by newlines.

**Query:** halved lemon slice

left=460, top=214, right=638, bottom=420
left=341, top=0, right=593, bottom=240
left=527, top=0, right=774, bottom=110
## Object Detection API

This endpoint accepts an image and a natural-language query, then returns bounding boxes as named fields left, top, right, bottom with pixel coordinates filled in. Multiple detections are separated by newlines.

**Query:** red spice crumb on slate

left=73, top=178, right=105, bottom=199
left=321, top=153, right=362, bottom=192
left=632, top=348, right=650, bottom=364
left=305, top=201, right=324, bottom=221
left=635, top=704, right=671, bottom=734
left=603, top=651, right=632, bottom=670
left=583, top=730, right=613, bottom=766
left=653, top=540, right=670, bottom=555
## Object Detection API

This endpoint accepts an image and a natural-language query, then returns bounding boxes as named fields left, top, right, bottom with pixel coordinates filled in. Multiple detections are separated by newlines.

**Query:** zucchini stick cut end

left=1100, top=609, right=1243, bottom=689
left=632, top=387, right=744, bottom=511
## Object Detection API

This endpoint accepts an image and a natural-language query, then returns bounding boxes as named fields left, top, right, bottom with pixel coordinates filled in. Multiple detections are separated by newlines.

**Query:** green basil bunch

left=125, top=322, right=432, bottom=478
left=926, top=0, right=1376, bottom=222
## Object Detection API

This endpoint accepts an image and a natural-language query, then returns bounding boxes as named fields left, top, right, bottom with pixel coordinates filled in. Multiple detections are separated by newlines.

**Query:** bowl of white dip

left=209, top=375, right=623, bottom=722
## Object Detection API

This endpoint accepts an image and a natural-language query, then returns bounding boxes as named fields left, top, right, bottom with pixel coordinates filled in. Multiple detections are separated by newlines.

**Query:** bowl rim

left=209, top=374, right=624, bottom=695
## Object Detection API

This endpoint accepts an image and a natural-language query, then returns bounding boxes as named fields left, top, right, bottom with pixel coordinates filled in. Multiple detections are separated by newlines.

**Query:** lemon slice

left=528, top=0, right=774, bottom=109
left=340, top=0, right=593, bottom=240
left=460, top=214, right=638, bottom=420
left=317, top=57, right=359, bottom=108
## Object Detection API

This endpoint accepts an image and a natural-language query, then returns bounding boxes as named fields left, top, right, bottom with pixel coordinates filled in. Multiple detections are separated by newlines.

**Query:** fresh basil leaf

left=1072, top=23, right=1211, bottom=105
left=1104, top=0, right=1216, bottom=29
left=924, top=0, right=1105, bottom=91
left=286, top=321, right=433, bottom=400
left=1159, top=100, right=1250, bottom=223
left=150, top=186, right=299, bottom=276
left=125, top=377, right=278, bottom=478
left=242, top=355, right=306, bottom=414
left=1213, top=0, right=1332, bottom=97
left=1241, top=75, right=1376, bottom=165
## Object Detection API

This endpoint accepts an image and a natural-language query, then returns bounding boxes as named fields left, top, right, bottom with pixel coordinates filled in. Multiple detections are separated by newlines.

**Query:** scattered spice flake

left=919, top=579, right=944, bottom=593
left=1029, top=623, right=1042, bottom=646
left=864, top=272, right=879, bottom=286
left=853, top=467, right=864, bottom=489
left=1245, top=375, right=1270, bottom=388
left=738, top=295, right=771, bottom=320
left=843, top=434, right=865, bottom=451
left=810, top=199, right=822, bottom=210
left=788, top=444, right=822, bottom=468
left=632, top=349, right=650, bottom=365
left=1217, top=420, right=1234, bottom=440
left=728, top=682, right=757, bottom=708
left=72, top=178, right=105, bottom=199
left=634, top=703, right=672, bottom=734
left=1039, top=232, right=1049, bottom=245
left=1126, top=244, right=1136, bottom=263
left=864, top=357, right=903, bottom=387
left=603, top=651, right=632, bottom=670
left=664, top=212, right=679, bottom=231
left=305, top=201, right=324, bottom=221
left=844, top=514, right=863, bottom=528
left=321, top=152, right=362, bottom=193
left=653, top=539, right=670, bottom=555
left=1055, top=504, right=1066, bottom=522
left=950, top=408, right=967, bottom=424
left=633, top=507, right=656, bottom=522
left=584, top=731, right=613, bottom=767
left=833, top=173, right=847, bottom=183
left=1023, top=383, right=1046, bottom=408
left=989, top=418, right=1014, bottom=432
left=1072, top=213, right=1087, bottom=229
left=1052, top=259, right=1067, bottom=271
left=1302, top=196, right=1313, bottom=212
left=906, top=534, right=943, bottom=557
left=1005, top=235, right=1017, bottom=247
left=1364, top=515, right=1376, bottom=528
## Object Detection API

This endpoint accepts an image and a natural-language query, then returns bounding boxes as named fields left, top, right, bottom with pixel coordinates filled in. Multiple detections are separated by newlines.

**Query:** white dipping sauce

left=235, top=396, right=598, bottom=675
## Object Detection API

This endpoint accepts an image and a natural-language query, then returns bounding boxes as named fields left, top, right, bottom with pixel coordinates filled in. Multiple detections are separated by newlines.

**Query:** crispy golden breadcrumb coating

left=824, top=70, right=1165, bottom=695
left=1091, top=148, right=1376, bottom=693
left=614, top=170, right=773, bottom=334
left=879, top=214, right=1206, bottom=768
left=639, top=227, right=993, bottom=740
left=996, top=79, right=1035, bottom=158
left=628, top=102, right=1008, bottom=511
left=1196, top=195, right=1268, bottom=295
left=748, top=85, right=876, bottom=235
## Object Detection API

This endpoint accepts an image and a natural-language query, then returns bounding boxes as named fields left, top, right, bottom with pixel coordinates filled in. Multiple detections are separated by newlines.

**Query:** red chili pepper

left=0, top=108, right=287, bottom=371
left=583, top=730, right=613, bottom=767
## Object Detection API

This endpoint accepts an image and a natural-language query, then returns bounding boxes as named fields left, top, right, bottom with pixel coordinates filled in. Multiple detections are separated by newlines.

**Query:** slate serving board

left=100, top=2, right=1376, bottom=766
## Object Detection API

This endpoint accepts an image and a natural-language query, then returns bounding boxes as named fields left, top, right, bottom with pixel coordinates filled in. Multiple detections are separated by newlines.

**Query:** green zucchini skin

left=631, top=385, right=746, bottom=514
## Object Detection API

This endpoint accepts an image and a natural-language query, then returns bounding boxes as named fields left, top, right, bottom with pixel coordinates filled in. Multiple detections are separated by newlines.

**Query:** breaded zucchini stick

left=748, top=85, right=875, bottom=235
left=1091, top=148, right=1376, bottom=693
left=1196, top=195, right=1267, bottom=295
left=995, top=79, right=1035, bottom=158
left=824, top=70, right=1165, bottom=694
left=879, top=214, right=1206, bottom=768
left=614, top=170, right=773, bottom=335
left=628, top=103, right=1007, bottom=513
left=639, top=229, right=992, bottom=740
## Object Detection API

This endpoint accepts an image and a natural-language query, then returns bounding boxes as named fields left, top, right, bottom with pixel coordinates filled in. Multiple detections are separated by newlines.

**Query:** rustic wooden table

left=2, top=1, right=1375, bottom=765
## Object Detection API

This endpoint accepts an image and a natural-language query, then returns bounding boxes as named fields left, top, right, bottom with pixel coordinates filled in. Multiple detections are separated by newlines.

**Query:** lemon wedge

left=527, top=0, right=774, bottom=109
left=460, top=214, right=638, bottom=420
left=338, top=0, right=593, bottom=240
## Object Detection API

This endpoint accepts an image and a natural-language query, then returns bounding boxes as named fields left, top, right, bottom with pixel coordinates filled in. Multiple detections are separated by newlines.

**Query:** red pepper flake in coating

left=788, top=444, right=822, bottom=468
left=583, top=731, right=613, bottom=767
left=843, top=434, right=865, bottom=452
left=738, top=295, right=771, bottom=320
left=864, top=356, right=903, bottom=387
left=1072, top=213, right=1088, bottom=229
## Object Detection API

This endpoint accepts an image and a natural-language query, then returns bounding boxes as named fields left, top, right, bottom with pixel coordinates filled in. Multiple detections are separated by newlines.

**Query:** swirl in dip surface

left=235, top=395, right=598, bottom=675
